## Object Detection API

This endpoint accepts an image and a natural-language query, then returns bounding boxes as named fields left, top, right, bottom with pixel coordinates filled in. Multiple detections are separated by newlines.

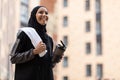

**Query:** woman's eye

left=39, top=11, right=43, bottom=14
left=45, top=12, right=48, bottom=15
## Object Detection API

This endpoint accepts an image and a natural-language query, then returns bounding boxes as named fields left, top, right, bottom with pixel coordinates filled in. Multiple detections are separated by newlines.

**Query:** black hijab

left=28, top=6, right=48, bottom=43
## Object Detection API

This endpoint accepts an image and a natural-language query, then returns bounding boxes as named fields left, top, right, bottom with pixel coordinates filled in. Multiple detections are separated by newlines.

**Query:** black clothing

left=11, top=31, right=54, bottom=80
left=10, top=6, right=54, bottom=80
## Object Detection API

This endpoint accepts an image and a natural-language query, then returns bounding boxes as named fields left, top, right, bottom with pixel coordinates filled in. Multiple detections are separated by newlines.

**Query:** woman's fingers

left=40, top=42, right=46, bottom=50
left=39, top=42, right=46, bottom=52
left=33, top=42, right=46, bottom=54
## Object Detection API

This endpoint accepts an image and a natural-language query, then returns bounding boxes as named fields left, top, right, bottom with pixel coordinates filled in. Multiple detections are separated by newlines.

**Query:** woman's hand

left=33, top=41, right=46, bottom=55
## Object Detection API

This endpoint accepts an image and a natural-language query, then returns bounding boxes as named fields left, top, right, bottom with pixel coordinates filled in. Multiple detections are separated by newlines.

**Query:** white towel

left=19, top=27, right=47, bottom=57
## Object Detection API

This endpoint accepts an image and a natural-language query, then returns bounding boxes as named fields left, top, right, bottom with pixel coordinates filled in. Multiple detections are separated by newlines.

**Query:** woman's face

left=36, top=7, right=48, bottom=25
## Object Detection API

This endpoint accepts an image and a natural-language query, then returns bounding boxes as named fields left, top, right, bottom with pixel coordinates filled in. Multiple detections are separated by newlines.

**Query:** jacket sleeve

left=10, top=31, right=35, bottom=64
left=51, top=40, right=64, bottom=68
left=49, top=37, right=62, bottom=67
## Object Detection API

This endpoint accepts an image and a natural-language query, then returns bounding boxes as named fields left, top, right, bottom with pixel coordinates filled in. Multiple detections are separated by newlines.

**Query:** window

left=63, top=0, right=68, bottom=7
left=96, top=42, right=101, bottom=55
left=63, top=36, right=68, bottom=46
left=96, top=0, right=101, bottom=13
left=85, top=0, right=90, bottom=11
left=96, top=34, right=102, bottom=55
left=97, top=64, right=103, bottom=79
left=63, top=16, right=68, bottom=27
left=63, top=76, right=68, bottom=80
left=96, top=13, right=101, bottom=22
left=96, top=21, right=101, bottom=35
left=86, top=42, right=91, bottom=54
left=86, top=21, right=91, bottom=32
left=63, top=56, right=68, bottom=67
left=20, top=0, right=29, bottom=27
left=95, top=0, right=102, bottom=56
left=86, top=64, right=92, bottom=76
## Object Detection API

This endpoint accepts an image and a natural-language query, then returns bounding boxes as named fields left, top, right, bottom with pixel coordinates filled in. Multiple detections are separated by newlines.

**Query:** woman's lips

left=40, top=16, right=47, bottom=21
left=39, top=17, right=47, bottom=25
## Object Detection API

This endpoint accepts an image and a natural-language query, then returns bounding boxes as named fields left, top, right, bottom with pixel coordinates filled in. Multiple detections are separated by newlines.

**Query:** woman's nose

left=43, top=12, right=46, bottom=16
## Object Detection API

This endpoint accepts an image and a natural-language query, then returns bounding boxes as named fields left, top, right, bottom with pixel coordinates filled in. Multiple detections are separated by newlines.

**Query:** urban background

left=0, top=0, right=120, bottom=80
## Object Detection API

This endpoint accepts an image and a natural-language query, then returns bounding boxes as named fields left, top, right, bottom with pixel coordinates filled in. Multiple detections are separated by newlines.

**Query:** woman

left=10, top=6, right=61, bottom=80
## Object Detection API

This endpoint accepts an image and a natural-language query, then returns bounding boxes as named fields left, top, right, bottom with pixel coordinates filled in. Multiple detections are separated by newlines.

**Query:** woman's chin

left=39, top=22, right=46, bottom=25
left=39, top=21, right=47, bottom=25
left=41, top=23, right=46, bottom=25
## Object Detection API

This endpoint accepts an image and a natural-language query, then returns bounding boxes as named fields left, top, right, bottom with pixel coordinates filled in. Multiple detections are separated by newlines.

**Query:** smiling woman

left=10, top=6, right=63, bottom=80
left=36, top=7, right=48, bottom=25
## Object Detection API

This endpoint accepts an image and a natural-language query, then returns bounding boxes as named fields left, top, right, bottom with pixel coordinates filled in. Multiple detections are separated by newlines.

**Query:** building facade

left=0, top=0, right=39, bottom=80
left=41, top=0, right=120, bottom=80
